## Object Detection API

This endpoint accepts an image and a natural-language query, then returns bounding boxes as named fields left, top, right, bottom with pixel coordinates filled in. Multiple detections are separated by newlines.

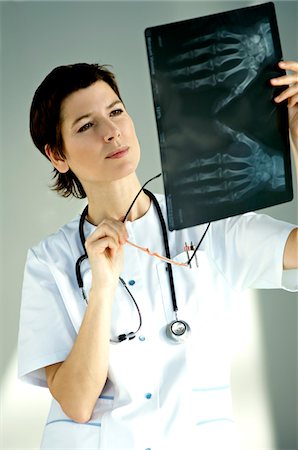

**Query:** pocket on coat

left=41, top=418, right=101, bottom=449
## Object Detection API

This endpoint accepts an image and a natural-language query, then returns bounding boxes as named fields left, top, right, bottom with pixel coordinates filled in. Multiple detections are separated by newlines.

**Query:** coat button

left=145, top=393, right=152, bottom=399
left=139, top=335, right=145, bottom=341
left=128, top=279, right=135, bottom=285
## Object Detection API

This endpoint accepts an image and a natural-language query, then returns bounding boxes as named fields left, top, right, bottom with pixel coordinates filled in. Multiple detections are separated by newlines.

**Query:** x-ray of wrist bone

left=145, top=2, right=293, bottom=230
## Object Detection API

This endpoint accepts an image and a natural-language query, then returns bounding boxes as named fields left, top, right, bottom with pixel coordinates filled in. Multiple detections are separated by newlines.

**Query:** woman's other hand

left=85, top=219, right=128, bottom=292
left=271, top=61, right=298, bottom=168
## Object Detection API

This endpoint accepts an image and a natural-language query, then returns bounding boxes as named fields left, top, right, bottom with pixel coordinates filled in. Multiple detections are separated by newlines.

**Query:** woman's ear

left=44, top=144, right=69, bottom=174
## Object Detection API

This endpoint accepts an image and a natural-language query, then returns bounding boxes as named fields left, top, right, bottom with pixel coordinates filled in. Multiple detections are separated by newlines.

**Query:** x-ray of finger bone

left=145, top=2, right=293, bottom=230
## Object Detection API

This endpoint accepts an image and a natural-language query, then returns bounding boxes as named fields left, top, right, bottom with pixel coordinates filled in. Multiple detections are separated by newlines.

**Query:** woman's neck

left=85, top=173, right=151, bottom=225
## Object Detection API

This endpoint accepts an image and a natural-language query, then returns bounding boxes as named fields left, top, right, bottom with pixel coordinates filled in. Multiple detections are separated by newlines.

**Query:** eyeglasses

left=125, top=240, right=188, bottom=267
left=76, top=173, right=210, bottom=303
left=123, top=174, right=210, bottom=268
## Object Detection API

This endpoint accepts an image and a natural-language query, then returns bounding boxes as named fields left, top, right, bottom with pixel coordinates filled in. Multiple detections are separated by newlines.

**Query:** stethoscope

left=75, top=174, right=210, bottom=344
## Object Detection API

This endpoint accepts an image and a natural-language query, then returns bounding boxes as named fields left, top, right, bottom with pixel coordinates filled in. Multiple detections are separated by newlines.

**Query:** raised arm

left=271, top=60, right=298, bottom=175
left=271, top=61, right=298, bottom=269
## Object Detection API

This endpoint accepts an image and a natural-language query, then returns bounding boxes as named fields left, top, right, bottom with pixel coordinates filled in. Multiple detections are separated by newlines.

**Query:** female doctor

left=18, top=61, right=298, bottom=450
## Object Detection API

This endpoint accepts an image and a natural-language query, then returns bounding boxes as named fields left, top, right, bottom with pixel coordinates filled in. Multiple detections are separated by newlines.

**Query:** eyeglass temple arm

left=126, top=240, right=188, bottom=267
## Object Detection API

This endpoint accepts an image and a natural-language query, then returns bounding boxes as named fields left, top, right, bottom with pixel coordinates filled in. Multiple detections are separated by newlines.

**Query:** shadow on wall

left=1, top=350, right=52, bottom=450
left=230, top=284, right=297, bottom=450
left=256, top=288, right=297, bottom=449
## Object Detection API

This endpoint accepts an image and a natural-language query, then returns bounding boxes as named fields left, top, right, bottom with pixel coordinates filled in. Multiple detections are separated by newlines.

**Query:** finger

left=86, top=235, right=120, bottom=257
left=87, top=220, right=128, bottom=246
left=86, top=225, right=120, bottom=248
left=101, top=220, right=128, bottom=244
left=274, top=84, right=298, bottom=103
left=288, top=92, right=298, bottom=108
left=278, top=60, right=298, bottom=72
left=109, top=244, right=124, bottom=260
left=271, top=73, right=298, bottom=86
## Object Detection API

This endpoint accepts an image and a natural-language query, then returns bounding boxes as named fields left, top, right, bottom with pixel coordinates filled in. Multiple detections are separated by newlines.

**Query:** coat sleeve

left=17, top=248, right=77, bottom=387
left=207, top=212, right=298, bottom=292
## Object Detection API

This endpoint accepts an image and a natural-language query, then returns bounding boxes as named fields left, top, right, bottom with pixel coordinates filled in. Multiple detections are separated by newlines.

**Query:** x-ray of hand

left=145, top=2, right=293, bottom=229
left=172, top=121, right=285, bottom=203
left=167, top=20, right=275, bottom=113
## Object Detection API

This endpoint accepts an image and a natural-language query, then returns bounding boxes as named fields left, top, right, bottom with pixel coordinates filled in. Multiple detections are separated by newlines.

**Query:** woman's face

left=57, top=80, right=141, bottom=189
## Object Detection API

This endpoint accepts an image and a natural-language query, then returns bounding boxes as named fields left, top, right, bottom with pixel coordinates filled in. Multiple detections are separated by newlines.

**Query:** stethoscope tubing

left=74, top=179, right=210, bottom=343
left=75, top=189, right=179, bottom=313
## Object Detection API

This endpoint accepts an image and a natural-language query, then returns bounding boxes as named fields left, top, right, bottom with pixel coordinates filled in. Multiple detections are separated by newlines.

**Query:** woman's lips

left=106, top=147, right=129, bottom=159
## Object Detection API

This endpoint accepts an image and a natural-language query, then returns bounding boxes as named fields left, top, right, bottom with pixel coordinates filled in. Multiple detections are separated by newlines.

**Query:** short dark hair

left=30, top=63, right=122, bottom=198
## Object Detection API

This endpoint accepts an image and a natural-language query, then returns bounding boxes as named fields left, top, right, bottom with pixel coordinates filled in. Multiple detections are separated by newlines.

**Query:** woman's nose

left=102, top=120, right=121, bottom=143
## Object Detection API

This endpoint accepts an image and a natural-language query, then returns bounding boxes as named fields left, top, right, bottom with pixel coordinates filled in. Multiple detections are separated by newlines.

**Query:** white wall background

left=0, top=1, right=297, bottom=449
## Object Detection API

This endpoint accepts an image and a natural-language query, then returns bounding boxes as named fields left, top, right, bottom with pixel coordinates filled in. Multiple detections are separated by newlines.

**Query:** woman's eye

left=78, top=122, right=93, bottom=133
left=110, top=108, right=123, bottom=117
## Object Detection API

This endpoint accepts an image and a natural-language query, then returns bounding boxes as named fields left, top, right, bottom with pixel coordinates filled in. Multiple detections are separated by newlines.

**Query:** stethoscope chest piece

left=166, top=320, right=191, bottom=344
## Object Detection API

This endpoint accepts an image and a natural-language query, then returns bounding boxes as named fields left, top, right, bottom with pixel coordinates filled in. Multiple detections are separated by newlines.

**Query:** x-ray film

left=145, top=2, right=293, bottom=230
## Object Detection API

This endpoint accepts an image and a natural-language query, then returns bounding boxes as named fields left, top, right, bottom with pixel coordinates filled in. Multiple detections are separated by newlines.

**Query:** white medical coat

left=18, top=194, right=297, bottom=450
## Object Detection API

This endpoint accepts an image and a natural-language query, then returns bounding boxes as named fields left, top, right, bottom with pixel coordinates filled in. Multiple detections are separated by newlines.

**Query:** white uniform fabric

left=18, top=194, right=297, bottom=450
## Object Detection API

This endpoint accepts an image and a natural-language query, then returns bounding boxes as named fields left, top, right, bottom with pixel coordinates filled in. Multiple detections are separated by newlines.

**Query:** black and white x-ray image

left=145, top=2, right=293, bottom=230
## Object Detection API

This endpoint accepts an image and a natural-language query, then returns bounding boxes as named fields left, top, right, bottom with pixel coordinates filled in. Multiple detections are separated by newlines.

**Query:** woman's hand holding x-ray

left=85, top=219, right=128, bottom=292
left=271, top=60, right=298, bottom=170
